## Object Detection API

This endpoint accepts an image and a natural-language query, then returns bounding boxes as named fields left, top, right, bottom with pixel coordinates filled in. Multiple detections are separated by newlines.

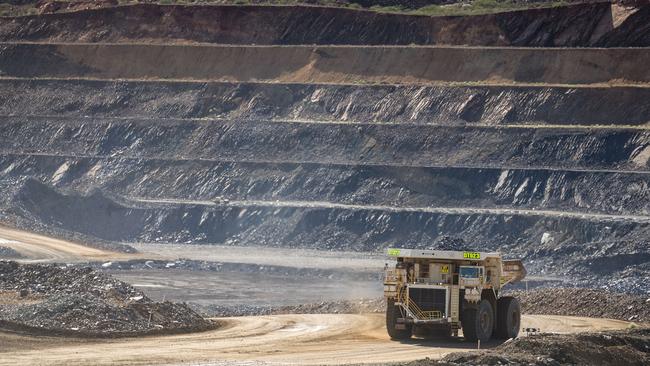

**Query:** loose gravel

left=194, top=298, right=385, bottom=317
left=0, top=246, right=23, bottom=259
left=434, top=327, right=650, bottom=366
left=0, top=261, right=214, bottom=336
left=509, top=288, right=650, bottom=323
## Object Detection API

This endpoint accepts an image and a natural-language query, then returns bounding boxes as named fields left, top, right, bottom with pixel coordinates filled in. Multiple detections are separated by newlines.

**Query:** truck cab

left=383, top=248, right=526, bottom=342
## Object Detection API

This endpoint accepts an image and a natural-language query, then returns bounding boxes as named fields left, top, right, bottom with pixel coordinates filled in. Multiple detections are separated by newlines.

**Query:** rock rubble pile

left=435, top=327, right=650, bottom=366
left=195, top=298, right=385, bottom=317
left=509, top=288, right=650, bottom=323
left=0, top=261, right=214, bottom=336
left=0, top=246, right=23, bottom=259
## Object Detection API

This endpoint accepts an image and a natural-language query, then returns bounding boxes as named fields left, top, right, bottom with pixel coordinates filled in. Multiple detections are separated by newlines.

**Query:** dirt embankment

left=1, top=79, right=649, bottom=126
left=2, top=43, right=649, bottom=85
left=0, top=261, right=214, bottom=337
left=0, top=2, right=620, bottom=47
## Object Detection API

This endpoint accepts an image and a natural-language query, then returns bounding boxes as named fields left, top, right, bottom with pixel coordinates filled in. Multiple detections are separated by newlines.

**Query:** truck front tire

left=495, top=296, right=521, bottom=339
left=462, top=299, right=493, bottom=343
left=386, top=299, right=412, bottom=340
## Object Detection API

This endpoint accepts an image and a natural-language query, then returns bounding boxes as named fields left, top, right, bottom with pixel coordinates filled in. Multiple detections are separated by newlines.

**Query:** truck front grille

left=408, top=288, right=446, bottom=316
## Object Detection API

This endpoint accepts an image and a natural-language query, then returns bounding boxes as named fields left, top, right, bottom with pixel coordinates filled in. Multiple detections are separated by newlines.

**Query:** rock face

left=596, top=5, right=650, bottom=47
left=0, top=261, right=213, bottom=335
left=1, top=80, right=648, bottom=126
left=2, top=117, right=650, bottom=171
left=0, top=2, right=619, bottom=46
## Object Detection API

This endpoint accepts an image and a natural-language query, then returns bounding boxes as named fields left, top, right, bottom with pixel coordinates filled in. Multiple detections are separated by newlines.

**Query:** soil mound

left=0, top=260, right=214, bottom=336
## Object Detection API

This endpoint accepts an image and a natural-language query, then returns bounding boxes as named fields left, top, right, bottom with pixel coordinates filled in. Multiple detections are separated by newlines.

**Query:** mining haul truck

left=383, top=248, right=526, bottom=342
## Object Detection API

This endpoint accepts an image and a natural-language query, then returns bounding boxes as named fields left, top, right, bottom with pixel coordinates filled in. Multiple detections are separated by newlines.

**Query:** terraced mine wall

left=0, top=2, right=648, bottom=293
left=2, top=79, right=650, bottom=126
left=2, top=155, right=649, bottom=216
left=1, top=117, right=649, bottom=172
left=0, top=2, right=618, bottom=47
left=1, top=79, right=649, bottom=126
left=3, top=179, right=648, bottom=294
left=8, top=179, right=649, bottom=259
left=2, top=43, right=649, bottom=85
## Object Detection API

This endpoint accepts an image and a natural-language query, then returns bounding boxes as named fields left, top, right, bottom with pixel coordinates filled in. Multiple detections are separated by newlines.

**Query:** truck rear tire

left=462, top=299, right=493, bottom=343
left=495, top=296, right=521, bottom=339
left=386, top=299, right=412, bottom=340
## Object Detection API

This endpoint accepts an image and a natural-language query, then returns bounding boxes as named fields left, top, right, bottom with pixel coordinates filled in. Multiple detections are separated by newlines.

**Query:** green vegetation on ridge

left=377, top=0, right=572, bottom=16
left=1, top=0, right=584, bottom=17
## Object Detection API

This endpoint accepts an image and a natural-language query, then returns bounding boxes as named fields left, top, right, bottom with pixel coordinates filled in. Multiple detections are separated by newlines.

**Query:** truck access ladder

left=449, top=285, right=460, bottom=322
left=397, top=286, right=442, bottom=322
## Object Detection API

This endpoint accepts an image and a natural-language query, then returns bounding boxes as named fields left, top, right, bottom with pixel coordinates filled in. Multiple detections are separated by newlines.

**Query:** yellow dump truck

left=383, top=248, right=526, bottom=342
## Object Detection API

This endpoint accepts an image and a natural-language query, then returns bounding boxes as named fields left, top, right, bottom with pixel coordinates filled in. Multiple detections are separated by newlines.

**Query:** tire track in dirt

left=0, top=314, right=635, bottom=365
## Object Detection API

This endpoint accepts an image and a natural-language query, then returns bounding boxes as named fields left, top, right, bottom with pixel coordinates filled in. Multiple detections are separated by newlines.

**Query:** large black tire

left=462, top=299, right=494, bottom=343
left=386, top=299, right=412, bottom=340
left=495, top=296, right=521, bottom=339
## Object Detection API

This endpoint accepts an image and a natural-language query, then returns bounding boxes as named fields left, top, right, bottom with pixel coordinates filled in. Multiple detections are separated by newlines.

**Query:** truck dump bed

left=501, top=259, right=526, bottom=285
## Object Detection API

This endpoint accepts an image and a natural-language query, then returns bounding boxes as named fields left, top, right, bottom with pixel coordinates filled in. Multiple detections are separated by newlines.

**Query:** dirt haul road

left=0, top=226, right=135, bottom=263
left=0, top=314, right=634, bottom=365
